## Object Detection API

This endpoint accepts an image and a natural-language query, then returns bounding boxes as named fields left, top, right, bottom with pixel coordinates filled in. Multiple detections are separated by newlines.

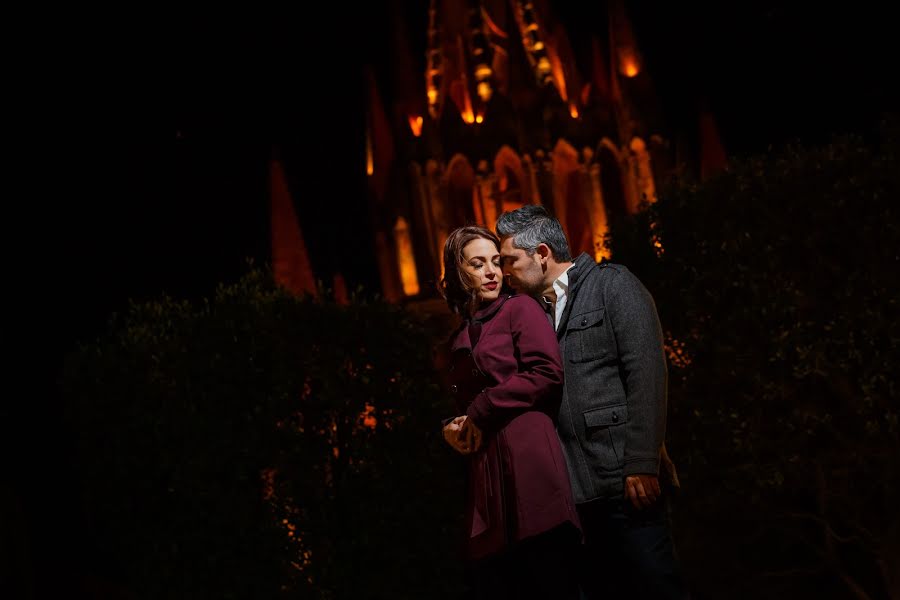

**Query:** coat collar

left=556, top=254, right=599, bottom=337
left=472, top=293, right=513, bottom=323
left=450, top=294, right=513, bottom=352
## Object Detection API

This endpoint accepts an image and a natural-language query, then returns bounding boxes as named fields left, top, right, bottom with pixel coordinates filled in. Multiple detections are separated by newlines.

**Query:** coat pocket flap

left=583, top=404, right=628, bottom=428
left=567, top=308, right=605, bottom=331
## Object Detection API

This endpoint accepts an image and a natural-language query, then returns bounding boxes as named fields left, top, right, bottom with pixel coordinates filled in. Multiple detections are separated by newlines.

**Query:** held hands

left=625, top=474, right=661, bottom=510
left=442, top=416, right=468, bottom=453
left=442, top=415, right=483, bottom=455
left=460, top=418, right=483, bottom=454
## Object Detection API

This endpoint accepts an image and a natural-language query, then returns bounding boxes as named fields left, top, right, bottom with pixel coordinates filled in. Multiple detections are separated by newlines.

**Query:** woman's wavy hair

left=439, top=225, right=501, bottom=318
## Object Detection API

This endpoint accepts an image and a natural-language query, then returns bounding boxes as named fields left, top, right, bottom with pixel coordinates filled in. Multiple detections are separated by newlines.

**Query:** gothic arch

left=552, top=139, right=593, bottom=257
left=444, top=154, right=477, bottom=229
left=393, top=216, right=420, bottom=296
left=493, top=145, right=532, bottom=213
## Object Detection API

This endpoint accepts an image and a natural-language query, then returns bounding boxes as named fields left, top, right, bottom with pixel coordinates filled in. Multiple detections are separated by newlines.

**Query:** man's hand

left=625, top=474, right=661, bottom=509
left=443, top=416, right=482, bottom=455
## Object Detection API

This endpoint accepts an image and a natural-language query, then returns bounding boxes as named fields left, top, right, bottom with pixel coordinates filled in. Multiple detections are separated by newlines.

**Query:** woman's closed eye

left=469, top=258, right=500, bottom=269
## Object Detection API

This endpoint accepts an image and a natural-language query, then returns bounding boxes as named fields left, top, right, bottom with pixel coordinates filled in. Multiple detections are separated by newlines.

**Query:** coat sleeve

left=605, top=268, right=668, bottom=476
left=465, top=297, right=564, bottom=432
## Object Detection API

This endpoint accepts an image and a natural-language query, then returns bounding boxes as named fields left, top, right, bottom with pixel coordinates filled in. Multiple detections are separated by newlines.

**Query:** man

left=496, top=205, right=687, bottom=600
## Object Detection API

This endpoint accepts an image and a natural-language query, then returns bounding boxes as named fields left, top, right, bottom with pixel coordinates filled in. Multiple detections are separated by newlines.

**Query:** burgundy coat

left=448, top=294, right=580, bottom=561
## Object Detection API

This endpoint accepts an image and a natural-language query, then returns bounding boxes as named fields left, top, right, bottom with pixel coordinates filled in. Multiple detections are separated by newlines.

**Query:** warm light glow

left=475, top=65, right=492, bottom=79
left=427, top=88, right=438, bottom=104
left=630, top=136, right=658, bottom=208
left=408, top=115, right=423, bottom=137
left=502, top=199, right=525, bottom=213
left=394, top=217, right=421, bottom=295
left=365, top=131, right=373, bottom=176
left=549, top=52, right=569, bottom=102
left=594, top=248, right=610, bottom=262
left=622, top=58, right=639, bottom=78
left=438, top=233, right=448, bottom=281
left=665, top=336, right=691, bottom=368
left=476, top=81, right=492, bottom=102
left=537, top=56, right=551, bottom=75
left=462, top=109, right=475, bottom=124
left=360, top=403, right=377, bottom=429
left=263, top=468, right=313, bottom=575
left=475, top=114, right=484, bottom=124
left=569, top=104, right=579, bottom=119
left=590, top=208, right=611, bottom=262
left=533, top=41, right=544, bottom=51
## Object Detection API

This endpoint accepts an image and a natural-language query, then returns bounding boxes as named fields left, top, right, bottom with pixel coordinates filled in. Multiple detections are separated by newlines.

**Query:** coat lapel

left=450, top=323, right=472, bottom=352
left=556, top=254, right=595, bottom=339
left=450, top=295, right=513, bottom=352
left=473, top=294, right=511, bottom=323
left=556, top=300, right=575, bottom=339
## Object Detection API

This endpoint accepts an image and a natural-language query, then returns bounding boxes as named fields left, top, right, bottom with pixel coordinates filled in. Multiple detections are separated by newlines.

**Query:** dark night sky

left=4, top=3, right=897, bottom=596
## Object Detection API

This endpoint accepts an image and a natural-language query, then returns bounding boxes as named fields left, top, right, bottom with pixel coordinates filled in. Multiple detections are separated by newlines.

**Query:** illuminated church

left=271, top=0, right=727, bottom=302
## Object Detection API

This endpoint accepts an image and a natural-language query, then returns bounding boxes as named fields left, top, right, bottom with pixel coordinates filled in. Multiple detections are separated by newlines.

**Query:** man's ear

left=536, top=243, right=552, bottom=264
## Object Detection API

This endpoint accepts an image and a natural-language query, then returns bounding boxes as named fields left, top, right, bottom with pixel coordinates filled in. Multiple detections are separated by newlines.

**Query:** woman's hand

left=442, top=416, right=468, bottom=454
left=443, top=416, right=482, bottom=455
left=459, top=417, right=483, bottom=454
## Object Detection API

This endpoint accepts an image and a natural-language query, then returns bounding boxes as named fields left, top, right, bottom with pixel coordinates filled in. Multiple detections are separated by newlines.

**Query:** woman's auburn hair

left=440, top=225, right=500, bottom=318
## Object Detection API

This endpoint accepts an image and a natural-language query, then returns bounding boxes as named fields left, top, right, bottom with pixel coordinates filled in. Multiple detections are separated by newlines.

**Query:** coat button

left=472, top=368, right=480, bottom=377
left=581, top=317, right=588, bottom=326
left=612, top=412, right=619, bottom=423
left=450, top=384, right=458, bottom=394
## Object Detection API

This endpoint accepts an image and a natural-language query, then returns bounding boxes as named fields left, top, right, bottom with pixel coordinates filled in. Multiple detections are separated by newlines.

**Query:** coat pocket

left=566, top=308, right=607, bottom=363
left=583, top=404, right=628, bottom=471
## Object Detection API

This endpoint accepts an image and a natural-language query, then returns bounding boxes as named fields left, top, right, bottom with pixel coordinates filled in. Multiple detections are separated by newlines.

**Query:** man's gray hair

left=495, top=205, right=572, bottom=262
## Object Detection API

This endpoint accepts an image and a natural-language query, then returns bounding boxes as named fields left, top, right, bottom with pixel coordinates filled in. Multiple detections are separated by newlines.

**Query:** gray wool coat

left=554, top=253, right=670, bottom=503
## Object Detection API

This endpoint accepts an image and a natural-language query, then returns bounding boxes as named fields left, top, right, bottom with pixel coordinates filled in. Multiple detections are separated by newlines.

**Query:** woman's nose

left=484, top=263, right=497, bottom=278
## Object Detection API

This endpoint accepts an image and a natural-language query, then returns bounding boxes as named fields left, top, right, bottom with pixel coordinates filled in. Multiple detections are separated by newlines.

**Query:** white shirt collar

left=549, top=265, right=574, bottom=329
left=555, top=266, right=573, bottom=291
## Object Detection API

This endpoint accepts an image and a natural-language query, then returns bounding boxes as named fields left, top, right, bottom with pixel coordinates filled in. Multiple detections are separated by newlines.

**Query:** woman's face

left=462, top=237, right=502, bottom=302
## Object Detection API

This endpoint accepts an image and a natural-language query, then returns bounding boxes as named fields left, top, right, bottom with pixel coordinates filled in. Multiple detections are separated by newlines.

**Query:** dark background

left=23, top=3, right=900, bottom=349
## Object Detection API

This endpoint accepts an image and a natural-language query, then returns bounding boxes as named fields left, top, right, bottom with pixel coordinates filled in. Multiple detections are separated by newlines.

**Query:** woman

left=440, top=226, right=580, bottom=599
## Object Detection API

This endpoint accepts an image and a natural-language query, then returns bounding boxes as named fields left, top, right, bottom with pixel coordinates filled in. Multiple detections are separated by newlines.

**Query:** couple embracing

left=439, top=206, right=686, bottom=600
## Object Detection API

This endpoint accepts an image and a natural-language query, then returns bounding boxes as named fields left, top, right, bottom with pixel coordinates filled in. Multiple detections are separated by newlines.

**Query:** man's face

left=500, top=236, right=545, bottom=297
